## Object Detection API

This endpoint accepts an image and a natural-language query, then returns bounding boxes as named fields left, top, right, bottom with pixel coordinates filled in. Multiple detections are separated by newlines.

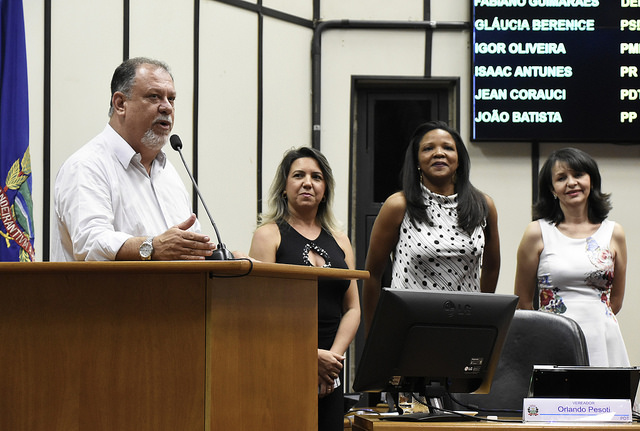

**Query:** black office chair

left=448, top=309, right=590, bottom=415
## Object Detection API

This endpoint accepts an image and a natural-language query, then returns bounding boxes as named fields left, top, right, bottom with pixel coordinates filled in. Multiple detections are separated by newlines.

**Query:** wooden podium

left=0, top=260, right=367, bottom=431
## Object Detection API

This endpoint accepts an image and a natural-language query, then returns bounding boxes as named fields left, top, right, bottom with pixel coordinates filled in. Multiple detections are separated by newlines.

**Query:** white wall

left=22, top=0, right=640, bottom=365
left=261, top=17, right=314, bottom=208
left=198, top=1, right=259, bottom=249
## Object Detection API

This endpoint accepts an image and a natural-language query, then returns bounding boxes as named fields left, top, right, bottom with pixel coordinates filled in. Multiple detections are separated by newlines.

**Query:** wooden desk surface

left=353, top=415, right=640, bottom=430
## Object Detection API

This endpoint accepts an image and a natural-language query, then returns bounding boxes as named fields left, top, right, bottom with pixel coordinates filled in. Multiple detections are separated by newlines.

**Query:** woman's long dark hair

left=401, top=121, right=488, bottom=235
left=533, top=147, right=611, bottom=224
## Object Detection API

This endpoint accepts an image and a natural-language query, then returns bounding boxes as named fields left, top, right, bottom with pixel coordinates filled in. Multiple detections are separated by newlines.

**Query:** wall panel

left=321, top=0, right=425, bottom=21
left=261, top=17, right=313, bottom=208
left=198, top=1, right=258, bottom=251
left=431, top=0, right=468, bottom=21
left=263, top=0, right=312, bottom=21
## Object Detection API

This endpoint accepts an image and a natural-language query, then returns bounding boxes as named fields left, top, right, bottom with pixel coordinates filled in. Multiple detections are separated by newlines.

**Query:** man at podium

left=51, top=57, right=216, bottom=262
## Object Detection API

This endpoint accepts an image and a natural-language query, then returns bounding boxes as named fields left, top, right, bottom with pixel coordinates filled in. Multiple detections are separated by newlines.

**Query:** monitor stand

left=381, top=391, right=478, bottom=422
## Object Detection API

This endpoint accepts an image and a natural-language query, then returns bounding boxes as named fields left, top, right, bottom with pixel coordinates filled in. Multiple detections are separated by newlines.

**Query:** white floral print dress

left=537, top=219, right=630, bottom=366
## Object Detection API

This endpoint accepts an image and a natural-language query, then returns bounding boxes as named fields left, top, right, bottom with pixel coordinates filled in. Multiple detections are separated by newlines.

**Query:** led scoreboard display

left=471, top=0, right=640, bottom=142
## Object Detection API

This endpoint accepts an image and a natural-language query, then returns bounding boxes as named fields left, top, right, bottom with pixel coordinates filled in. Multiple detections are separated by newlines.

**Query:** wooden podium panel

left=207, top=273, right=318, bottom=430
left=0, top=261, right=367, bottom=431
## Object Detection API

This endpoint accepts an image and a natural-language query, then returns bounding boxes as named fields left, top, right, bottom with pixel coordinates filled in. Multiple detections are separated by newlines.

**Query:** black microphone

left=170, top=134, right=234, bottom=260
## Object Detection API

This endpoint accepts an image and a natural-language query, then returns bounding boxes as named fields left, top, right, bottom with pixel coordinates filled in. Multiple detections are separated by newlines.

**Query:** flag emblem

left=0, top=147, right=34, bottom=261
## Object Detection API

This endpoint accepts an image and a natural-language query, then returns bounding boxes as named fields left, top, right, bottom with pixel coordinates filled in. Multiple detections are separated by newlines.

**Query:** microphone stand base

left=206, top=246, right=234, bottom=261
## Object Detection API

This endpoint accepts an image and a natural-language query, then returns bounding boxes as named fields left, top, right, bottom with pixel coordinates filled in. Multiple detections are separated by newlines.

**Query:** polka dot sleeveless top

left=389, top=186, right=485, bottom=292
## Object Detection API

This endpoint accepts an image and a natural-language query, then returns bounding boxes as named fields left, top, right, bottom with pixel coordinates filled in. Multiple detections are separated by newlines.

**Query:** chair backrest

left=448, top=309, right=589, bottom=414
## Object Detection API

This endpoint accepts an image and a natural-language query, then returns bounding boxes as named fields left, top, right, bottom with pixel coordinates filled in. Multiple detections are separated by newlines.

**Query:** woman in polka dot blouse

left=362, top=121, right=500, bottom=334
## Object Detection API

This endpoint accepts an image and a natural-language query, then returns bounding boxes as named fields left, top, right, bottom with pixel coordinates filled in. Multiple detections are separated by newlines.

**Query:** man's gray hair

left=108, top=57, right=172, bottom=117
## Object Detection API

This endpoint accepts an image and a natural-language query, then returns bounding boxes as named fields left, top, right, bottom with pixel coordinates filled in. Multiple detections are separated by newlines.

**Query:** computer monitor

left=353, top=288, right=518, bottom=421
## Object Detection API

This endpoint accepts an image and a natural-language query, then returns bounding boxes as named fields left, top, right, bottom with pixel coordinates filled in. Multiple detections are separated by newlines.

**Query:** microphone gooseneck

left=170, top=134, right=234, bottom=260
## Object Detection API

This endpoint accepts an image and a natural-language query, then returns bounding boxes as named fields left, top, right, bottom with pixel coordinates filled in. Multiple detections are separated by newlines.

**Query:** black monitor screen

left=529, top=365, right=640, bottom=403
left=471, top=1, right=640, bottom=143
left=353, top=288, right=518, bottom=396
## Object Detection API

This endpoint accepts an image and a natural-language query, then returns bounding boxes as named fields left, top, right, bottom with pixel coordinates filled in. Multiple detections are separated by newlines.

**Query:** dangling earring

left=417, top=167, right=423, bottom=184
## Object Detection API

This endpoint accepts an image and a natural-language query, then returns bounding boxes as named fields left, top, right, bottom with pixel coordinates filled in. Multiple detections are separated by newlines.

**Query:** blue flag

left=0, top=0, right=34, bottom=262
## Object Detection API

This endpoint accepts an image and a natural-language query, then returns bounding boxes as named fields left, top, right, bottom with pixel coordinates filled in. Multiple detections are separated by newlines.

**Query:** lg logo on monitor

left=443, top=300, right=472, bottom=318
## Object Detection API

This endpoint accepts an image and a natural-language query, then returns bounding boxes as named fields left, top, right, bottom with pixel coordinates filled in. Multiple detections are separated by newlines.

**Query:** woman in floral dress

left=514, top=147, right=629, bottom=366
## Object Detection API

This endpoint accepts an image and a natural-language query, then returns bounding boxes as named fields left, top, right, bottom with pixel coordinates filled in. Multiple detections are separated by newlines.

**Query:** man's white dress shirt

left=51, top=124, right=200, bottom=261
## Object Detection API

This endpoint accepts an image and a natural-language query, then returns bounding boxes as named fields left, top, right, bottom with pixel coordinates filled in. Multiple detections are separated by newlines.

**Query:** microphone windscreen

left=170, top=134, right=183, bottom=151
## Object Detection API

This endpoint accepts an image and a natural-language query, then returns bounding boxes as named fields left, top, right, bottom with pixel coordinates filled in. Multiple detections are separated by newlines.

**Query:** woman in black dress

left=249, top=147, right=360, bottom=431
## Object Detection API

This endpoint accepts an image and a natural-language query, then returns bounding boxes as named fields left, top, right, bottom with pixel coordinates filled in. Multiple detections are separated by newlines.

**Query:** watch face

left=140, top=242, right=153, bottom=259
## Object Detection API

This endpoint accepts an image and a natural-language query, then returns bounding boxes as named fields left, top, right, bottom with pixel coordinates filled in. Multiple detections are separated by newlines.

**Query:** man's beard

left=141, top=117, right=171, bottom=151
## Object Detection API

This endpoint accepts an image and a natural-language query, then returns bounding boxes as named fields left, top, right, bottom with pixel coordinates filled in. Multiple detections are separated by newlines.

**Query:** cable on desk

left=208, top=257, right=254, bottom=279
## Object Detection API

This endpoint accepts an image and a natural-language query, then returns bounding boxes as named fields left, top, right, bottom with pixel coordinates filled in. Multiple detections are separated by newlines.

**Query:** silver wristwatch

left=139, top=236, right=154, bottom=261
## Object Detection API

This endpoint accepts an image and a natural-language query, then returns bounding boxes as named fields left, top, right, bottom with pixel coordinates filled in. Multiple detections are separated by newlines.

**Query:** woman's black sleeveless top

left=275, top=221, right=350, bottom=349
